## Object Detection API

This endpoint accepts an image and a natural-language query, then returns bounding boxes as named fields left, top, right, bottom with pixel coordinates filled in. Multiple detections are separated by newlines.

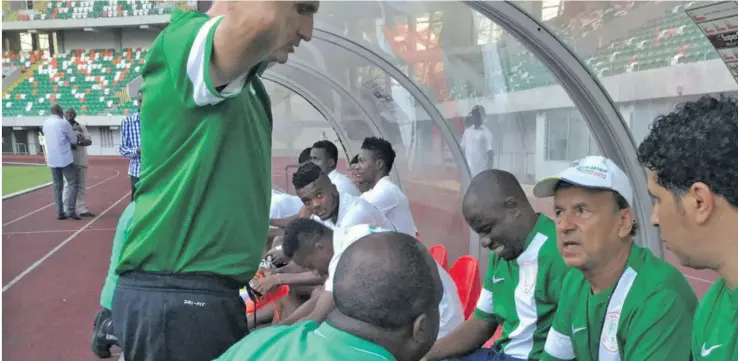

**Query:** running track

left=2, top=155, right=717, bottom=361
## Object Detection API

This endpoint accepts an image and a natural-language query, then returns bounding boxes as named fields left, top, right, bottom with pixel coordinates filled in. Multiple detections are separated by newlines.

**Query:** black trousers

left=112, top=271, right=248, bottom=361
left=129, top=176, right=139, bottom=201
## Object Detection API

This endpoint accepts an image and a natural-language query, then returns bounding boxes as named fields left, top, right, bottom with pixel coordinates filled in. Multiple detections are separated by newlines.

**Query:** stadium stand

left=6, top=0, right=186, bottom=21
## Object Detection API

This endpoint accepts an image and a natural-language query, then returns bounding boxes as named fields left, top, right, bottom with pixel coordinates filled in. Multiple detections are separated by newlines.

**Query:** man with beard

left=422, top=169, right=568, bottom=361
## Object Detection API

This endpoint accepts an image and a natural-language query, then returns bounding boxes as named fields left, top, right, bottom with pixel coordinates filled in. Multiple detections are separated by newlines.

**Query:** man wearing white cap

left=535, top=155, right=697, bottom=361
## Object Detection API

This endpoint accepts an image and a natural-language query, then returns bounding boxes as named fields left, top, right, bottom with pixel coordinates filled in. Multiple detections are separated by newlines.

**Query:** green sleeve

left=543, top=241, right=570, bottom=304
left=101, top=202, right=136, bottom=309
left=160, top=9, right=253, bottom=108
left=541, top=283, right=576, bottom=361
left=472, top=253, right=498, bottom=322
left=622, top=290, right=693, bottom=361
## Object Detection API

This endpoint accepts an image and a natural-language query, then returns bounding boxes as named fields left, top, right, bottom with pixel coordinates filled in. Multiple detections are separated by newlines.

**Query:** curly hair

left=298, top=147, right=312, bottom=164
left=312, top=140, right=339, bottom=163
left=361, top=136, right=396, bottom=172
left=292, top=162, right=323, bottom=190
left=637, top=95, right=738, bottom=208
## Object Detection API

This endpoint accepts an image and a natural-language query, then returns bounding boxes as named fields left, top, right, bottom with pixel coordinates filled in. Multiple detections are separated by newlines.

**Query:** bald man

left=423, top=169, right=568, bottom=361
left=215, top=231, right=444, bottom=361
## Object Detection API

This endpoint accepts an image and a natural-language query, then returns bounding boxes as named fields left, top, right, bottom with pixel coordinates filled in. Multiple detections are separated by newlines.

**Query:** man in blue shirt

left=42, top=103, right=80, bottom=220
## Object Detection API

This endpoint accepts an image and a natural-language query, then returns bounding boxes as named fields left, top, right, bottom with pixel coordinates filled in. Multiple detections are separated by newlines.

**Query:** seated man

left=279, top=219, right=465, bottom=336
left=422, top=169, right=568, bottom=361
left=271, top=162, right=394, bottom=231
left=349, top=154, right=370, bottom=193
left=91, top=201, right=136, bottom=358
left=310, top=139, right=360, bottom=196
left=535, top=156, right=698, bottom=361
left=637, top=95, right=738, bottom=361
left=214, top=230, right=444, bottom=361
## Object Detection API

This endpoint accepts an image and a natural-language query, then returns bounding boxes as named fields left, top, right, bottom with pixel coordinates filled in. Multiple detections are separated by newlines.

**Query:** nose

left=556, top=211, right=577, bottom=234
left=478, top=234, right=492, bottom=248
left=298, top=15, right=314, bottom=42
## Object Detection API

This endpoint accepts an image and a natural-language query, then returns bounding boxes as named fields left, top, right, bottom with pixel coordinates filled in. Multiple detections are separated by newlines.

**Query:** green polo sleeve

left=472, top=253, right=500, bottom=322
left=541, top=284, right=575, bottom=361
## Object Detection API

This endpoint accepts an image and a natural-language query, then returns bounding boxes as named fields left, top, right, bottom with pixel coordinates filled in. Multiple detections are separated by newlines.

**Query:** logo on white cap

left=533, top=156, right=634, bottom=207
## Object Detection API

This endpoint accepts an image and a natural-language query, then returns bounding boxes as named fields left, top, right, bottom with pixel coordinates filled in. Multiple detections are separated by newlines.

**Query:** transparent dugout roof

left=268, top=1, right=736, bottom=286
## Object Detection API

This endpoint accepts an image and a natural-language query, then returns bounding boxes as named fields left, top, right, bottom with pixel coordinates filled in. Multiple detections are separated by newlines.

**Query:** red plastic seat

left=429, top=245, right=448, bottom=270
left=448, top=255, right=482, bottom=319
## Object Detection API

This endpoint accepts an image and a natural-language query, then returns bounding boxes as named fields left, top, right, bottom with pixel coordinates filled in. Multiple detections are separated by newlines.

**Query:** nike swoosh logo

left=492, top=276, right=504, bottom=283
left=701, top=344, right=722, bottom=357
left=572, top=327, right=586, bottom=334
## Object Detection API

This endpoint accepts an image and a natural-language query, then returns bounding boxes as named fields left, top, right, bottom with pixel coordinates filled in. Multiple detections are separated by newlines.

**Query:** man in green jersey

left=91, top=202, right=135, bottom=358
left=214, top=230, right=444, bottom=361
left=535, top=155, right=698, bottom=361
left=111, top=2, right=320, bottom=361
left=422, top=169, right=569, bottom=361
left=637, top=95, right=738, bottom=361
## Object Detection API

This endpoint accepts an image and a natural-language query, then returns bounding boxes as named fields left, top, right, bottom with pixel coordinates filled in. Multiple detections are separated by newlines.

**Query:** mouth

left=560, top=240, right=581, bottom=252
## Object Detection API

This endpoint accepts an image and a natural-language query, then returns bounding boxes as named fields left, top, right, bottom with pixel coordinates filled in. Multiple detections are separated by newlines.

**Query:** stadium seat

left=448, top=255, right=481, bottom=319
left=429, top=245, right=448, bottom=270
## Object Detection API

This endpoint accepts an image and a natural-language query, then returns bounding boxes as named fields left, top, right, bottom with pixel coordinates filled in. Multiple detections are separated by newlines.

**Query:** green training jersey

left=214, top=320, right=396, bottom=361
left=542, top=244, right=698, bottom=361
left=100, top=202, right=136, bottom=310
left=473, top=214, right=569, bottom=360
left=116, top=8, right=273, bottom=284
left=692, top=278, right=738, bottom=361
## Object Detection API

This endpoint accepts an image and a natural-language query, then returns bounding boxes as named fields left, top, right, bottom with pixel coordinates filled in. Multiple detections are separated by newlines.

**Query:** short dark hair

left=312, top=140, right=339, bottom=163
left=638, top=95, right=738, bottom=209
left=298, top=147, right=312, bottom=164
left=333, top=232, right=439, bottom=330
left=282, top=218, right=331, bottom=258
left=292, top=162, right=323, bottom=190
left=554, top=181, right=638, bottom=236
left=361, top=137, right=396, bottom=172
left=349, top=154, right=359, bottom=165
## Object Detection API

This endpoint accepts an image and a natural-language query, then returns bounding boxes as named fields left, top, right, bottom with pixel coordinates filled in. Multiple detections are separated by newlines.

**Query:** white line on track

left=2, top=228, right=117, bottom=236
left=2, top=192, right=131, bottom=293
left=2, top=168, right=121, bottom=227
left=684, top=274, right=717, bottom=285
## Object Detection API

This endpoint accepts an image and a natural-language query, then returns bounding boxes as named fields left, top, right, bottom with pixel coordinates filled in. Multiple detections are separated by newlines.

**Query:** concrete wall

left=61, top=29, right=120, bottom=51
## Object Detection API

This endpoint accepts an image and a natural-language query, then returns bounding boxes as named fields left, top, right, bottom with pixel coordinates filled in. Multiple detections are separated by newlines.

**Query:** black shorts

left=112, top=271, right=248, bottom=361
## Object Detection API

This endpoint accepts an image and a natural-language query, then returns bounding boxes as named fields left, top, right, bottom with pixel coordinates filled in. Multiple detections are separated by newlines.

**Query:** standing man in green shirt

left=111, top=2, right=320, bottom=361
left=422, top=169, right=569, bottom=361
left=535, top=155, right=698, bottom=361
left=637, top=95, right=738, bottom=361
left=214, top=230, right=444, bottom=361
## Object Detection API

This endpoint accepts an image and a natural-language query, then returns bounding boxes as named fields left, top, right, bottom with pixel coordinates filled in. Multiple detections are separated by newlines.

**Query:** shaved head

left=462, top=169, right=537, bottom=259
left=332, top=231, right=442, bottom=361
left=50, top=104, right=63, bottom=117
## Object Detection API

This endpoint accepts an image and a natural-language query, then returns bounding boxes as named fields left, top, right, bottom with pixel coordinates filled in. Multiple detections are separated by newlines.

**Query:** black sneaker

left=91, top=309, right=118, bottom=358
left=57, top=214, right=67, bottom=220
left=68, top=213, right=82, bottom=220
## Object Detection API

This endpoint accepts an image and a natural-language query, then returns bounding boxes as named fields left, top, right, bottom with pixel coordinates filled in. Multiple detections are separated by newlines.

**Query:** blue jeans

left=446, top=348, right=528, bottom=361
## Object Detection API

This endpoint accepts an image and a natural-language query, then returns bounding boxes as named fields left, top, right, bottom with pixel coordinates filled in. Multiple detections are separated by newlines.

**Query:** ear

left=376, top=158, right=385, bottom=171
left=504, top=196, right=521, bottom=218
left=689, top=182, right=715, bottom=225
left=411, top=313, right=430, bottom=343
left=617, top=208, right=634, bottom=238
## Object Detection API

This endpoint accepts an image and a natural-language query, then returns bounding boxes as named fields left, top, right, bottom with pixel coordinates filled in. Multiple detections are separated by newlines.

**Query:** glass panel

left=305, top=2, right=606, bottom=267
left=515, top=0, right=736, bottom=296
left=263, top=79, right=342, bottom=194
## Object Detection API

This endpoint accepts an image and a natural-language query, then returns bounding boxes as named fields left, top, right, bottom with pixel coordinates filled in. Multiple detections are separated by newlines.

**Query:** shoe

left=57, top=215, right=67, bottom=220
left=68, top=213, right=82, bottom=220
left=80, top=212, right=96, bottom=217
left=91, top=309, right=118, bottom=358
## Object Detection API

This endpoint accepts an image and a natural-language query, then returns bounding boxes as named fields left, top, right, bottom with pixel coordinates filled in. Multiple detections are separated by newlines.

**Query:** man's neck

left=330, top=196, right=340, bottom=224
left=369, top=173, right=387, bottom=190
left=583, top=242, right=632, bottom=294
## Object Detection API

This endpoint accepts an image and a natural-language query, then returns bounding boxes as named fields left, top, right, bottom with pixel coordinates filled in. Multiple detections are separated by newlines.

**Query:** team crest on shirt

left=601, top=312, right=620, bottom=353
left=519, top=262, right=537, bottom=294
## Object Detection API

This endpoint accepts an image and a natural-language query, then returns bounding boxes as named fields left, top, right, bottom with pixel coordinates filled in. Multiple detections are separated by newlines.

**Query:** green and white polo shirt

left=474, top=214, right=568, bottom=360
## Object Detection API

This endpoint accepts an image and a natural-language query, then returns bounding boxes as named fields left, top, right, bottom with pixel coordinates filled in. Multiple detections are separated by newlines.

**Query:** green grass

left=2, top=165, right=52, bottom=196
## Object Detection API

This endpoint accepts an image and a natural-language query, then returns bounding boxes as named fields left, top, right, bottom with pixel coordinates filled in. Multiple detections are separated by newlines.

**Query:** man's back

left=42, top=116, right=75, bottom=168
left=116, top=8, right=273, bottom=284
left=214, top=320, right=396, bottom=361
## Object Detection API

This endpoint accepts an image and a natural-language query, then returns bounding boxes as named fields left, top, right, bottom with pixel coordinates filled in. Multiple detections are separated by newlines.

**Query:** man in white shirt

left=310, top=140, right=360, bottom=197
left=279, top=220, right=465, bottom=338
left=62, top=108, right=95, bottom=217
left=42, top=104, right=80, bottom=220
left=460, top=106, right=494, bottom=177
left=355, top=136, right=419, bottom=237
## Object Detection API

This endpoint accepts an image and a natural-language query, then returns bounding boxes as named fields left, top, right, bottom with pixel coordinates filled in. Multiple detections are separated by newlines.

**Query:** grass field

left=2, top=165, right=52, bottom=196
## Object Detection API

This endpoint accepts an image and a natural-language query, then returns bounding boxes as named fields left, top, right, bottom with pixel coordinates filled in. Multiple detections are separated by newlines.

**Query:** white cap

left=533, top=155, right=634, bottom=207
